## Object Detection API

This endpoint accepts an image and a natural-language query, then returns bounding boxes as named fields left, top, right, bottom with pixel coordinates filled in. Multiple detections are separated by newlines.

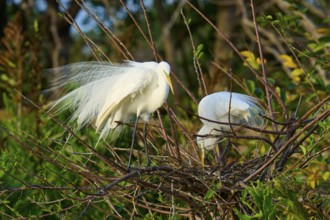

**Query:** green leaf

left=196, top=44, right=204, bottom=53
left=266, top=15, right=273, bottom=20
left=299, top=145, right=307, bottom=155
left=266, top=77, right=275, bottom=86
left=255, top=88, right=265, bottom=99
left=8, top=61, right=16, bottom=68
left=310, top=42, right=326, bottom=52
left=57, top=12, right=63, bottom=18
left=256, top=16, right=267, bottom=27
left=324, top=17, right=330, bottom=23
left=198, top=51, right=204, bottom=59
left=33, top=19, right=39, bottom=33
left=233, top=208, right=253, bottom=220
left=246, top=80, right=256, bottom=93
left=271, top=20, right=280, bottom=25
left=194, top=44, right=204, bottom=60
left=204, top=189, right=215, bottom=200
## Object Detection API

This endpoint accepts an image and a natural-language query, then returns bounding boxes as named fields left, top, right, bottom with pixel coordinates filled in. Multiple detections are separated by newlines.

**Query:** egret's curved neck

left=157, top=71, right=169, bottom=96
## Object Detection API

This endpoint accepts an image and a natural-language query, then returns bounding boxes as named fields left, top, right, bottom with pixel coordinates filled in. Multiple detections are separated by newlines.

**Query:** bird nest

left=1, top=90, right=328, bottom=218
left=79, top=96, right=328, bottom=217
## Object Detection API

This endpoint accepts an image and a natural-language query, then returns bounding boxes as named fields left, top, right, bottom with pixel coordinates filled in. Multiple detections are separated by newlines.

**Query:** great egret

left=50, top=61, right=174, bottom=168
left=197, top=92, right=264, bottom=168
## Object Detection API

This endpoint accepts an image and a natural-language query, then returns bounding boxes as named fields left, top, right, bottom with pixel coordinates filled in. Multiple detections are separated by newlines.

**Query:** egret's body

left=50, top=61, right=173, bottom=168
left=197, top=92, right=264, bottom=167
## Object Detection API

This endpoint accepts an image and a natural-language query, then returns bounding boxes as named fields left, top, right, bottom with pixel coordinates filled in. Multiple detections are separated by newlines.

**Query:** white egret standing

left=50, top=61, right=174, bottom=169
left=197, top=92, right=264, bottom=168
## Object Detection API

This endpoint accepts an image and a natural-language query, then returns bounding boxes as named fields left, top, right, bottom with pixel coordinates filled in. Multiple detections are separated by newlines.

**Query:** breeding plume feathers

left=48, top=61, right=173, bottom=139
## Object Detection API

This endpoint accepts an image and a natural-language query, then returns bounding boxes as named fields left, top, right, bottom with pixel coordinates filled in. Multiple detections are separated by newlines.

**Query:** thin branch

left=228, top=71, right=237, bottom=137
left=165, top=103, right=182, bottom=165
left=76, top=0, right=133, bottom=60
left=140, top=0, right=158, bottom=61
left=250, top=0, right=278, bottom=132
left=56, top=0, right=108, bottom=62
left=181, top=9, right=207, bottom=96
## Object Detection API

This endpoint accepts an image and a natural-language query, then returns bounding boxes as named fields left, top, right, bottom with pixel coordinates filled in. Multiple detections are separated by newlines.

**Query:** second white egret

left=50, top=61, right=174, bottom=168
left=197, top=92, right=264, bottom=168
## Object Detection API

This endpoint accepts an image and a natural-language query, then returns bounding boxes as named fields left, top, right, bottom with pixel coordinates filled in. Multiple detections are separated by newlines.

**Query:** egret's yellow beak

left=243, top=111, right=251, bottom=122
left=165, top=74, right=174, bottom=94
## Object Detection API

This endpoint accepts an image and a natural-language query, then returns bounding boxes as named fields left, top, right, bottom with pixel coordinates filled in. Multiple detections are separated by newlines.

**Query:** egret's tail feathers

left=47, top=61, right=153, bottom=139
left=246, top=104, right=265, bottom=128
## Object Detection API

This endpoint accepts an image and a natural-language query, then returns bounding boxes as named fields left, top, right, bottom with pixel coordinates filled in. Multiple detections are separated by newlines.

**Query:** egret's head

left=228, top=99, right=251, bottom=123
left=158, top=61, right=174, bottom=94
left=242, top=110, right=251, bottom=122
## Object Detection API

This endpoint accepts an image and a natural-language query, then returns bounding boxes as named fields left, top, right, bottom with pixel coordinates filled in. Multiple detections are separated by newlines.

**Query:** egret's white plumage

left=197, top=92, right=264, bottom=167
left=50, top=61, right=173, bottom=139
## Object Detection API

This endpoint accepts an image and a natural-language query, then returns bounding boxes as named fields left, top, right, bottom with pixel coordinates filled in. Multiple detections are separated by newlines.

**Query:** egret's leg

left=220, top=138, right=231, bottom=166
left=211, top=142, right=222, bottom=173
left=128, top=116, right=139, bottom=171
left=215, top=142, right=221, bottom=161
left=143, top=121, right=150, bottom=166
left=211, top=138, right=231, bottom=174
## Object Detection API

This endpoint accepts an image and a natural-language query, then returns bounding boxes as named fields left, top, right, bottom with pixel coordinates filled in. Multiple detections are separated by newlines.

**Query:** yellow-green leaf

left=241, top=51, right=256, bottom=60
left=34, top=19, right=39, bottom=33
left=291, top=68, right=304, bottom=77
left=280, top=54, right=297, bottom=68
left=299, top=145, right=307, bottom=155
left=256, top=57, right=266, bottom=65
left=322, top=171, right=330, bottom=181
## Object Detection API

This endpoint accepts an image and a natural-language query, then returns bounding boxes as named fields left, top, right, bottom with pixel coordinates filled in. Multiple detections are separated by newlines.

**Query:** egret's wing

left=49, top=61, right=155, bottom=132
left=94, top=63, right=157, bottom=130
left=198, top=92, right=264, bottom=128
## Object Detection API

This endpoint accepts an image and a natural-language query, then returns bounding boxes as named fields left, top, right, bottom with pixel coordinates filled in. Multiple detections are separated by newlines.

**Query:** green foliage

left=234, top=178, right=313, bottom=220
left=234, top=181, right=277, bottom=220
left=194, top=44, right=204, bottom=60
